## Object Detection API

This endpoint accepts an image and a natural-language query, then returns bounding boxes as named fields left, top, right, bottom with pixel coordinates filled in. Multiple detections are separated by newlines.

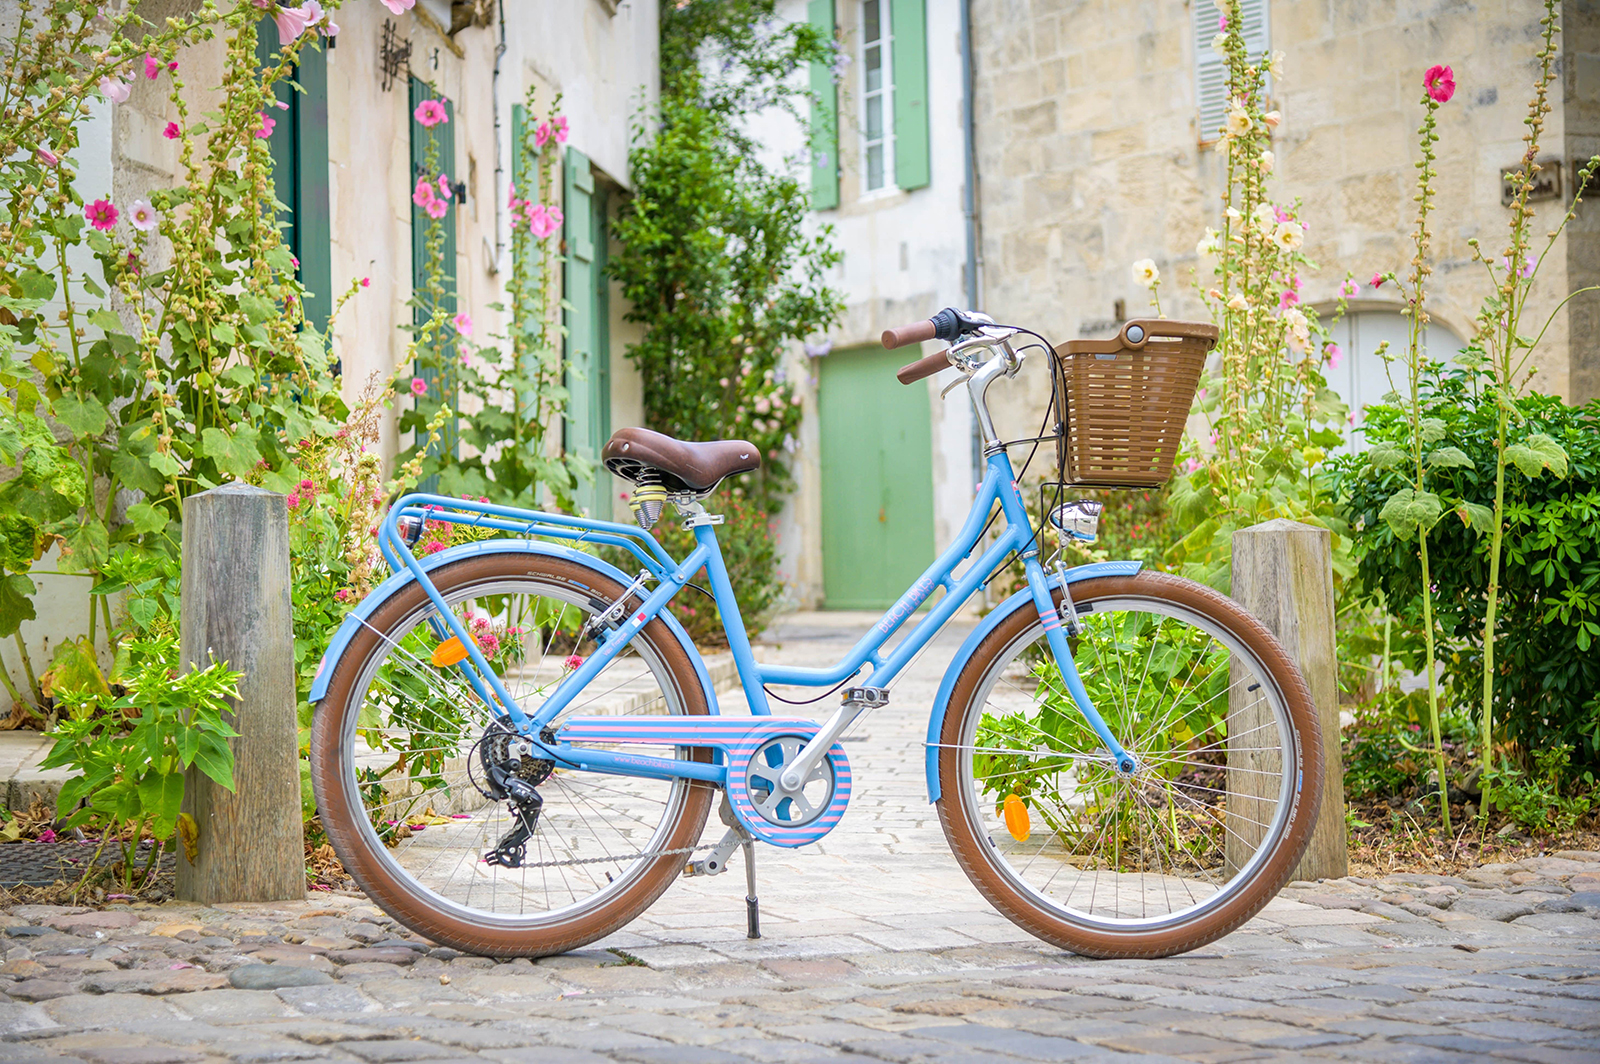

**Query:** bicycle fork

left=1023, top=555, right=1138, bottom=774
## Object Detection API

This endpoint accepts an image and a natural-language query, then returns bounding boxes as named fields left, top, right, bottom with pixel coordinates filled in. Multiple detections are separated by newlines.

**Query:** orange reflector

left=431, top=637, right=470, bottom=667
left=1003, top=793, right=1030, bottom=842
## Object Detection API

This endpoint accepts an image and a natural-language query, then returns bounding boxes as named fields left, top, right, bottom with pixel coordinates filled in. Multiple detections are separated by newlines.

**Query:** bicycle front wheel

left=311, top=551, right=714, bottom=957
left=936, top=571, right=1322, bottom=958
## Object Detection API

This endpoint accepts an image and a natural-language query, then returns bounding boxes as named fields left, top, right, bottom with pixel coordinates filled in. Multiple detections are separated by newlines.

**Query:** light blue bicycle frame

left=374, top=451, right=1135, bottom=795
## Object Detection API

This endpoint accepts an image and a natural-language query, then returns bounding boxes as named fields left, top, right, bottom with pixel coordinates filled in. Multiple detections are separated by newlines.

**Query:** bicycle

left=309, top=308, right=1322, bottom=960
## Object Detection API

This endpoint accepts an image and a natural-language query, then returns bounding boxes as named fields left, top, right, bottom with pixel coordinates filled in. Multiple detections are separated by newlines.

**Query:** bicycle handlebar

left=895, top=350, right=951, bottom=385
left=881, top=319, right=939, bottom=350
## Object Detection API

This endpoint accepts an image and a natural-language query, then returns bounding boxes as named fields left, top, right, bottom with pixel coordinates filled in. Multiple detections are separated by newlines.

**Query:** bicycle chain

left=506, top=842, right=714, bottom=870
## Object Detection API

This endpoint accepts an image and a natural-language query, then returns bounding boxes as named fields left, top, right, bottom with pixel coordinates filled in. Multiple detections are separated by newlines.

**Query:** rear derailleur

left=476, top=726, right=555, bottom=869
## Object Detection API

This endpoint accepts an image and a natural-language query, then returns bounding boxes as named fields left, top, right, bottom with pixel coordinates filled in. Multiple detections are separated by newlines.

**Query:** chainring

left=745, top=735, right=838, bottom=828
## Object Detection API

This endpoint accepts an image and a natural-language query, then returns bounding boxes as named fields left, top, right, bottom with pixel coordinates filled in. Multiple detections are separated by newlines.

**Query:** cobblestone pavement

left=1, top=612, right=1597, bottom=1064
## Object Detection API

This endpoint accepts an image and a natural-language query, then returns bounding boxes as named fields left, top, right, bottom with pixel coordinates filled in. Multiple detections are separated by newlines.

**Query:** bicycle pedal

left=841, top=686, right=889, bottom=708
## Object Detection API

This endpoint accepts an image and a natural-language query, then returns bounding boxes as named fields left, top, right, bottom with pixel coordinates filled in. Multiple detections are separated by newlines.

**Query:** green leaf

left=16, top=269, right=55, bottom=301
left=1426, top=446, right=1473, bottom=470
left=124, top=501, right=169, bottom=536
left=1379, top=488, right=1443, bottom=540
left=1420, top=417, right=1447, bottom=444
left=148, top=449, right=183, bottom=477
left=199, top=426, right=263, bottom=480
left=58, top=518, right=109, bottom=572
left=52, top=393, right=109, bottom=437
left=1525, top=433, right=1568, bottom=478
left=237, top=294, right=275, bottom=324
left=87, top=309, right=123, bottom=333
left=1368, top=442, right=1407, bottom=470
left=43, top=637, right=109, bottom=699
left=110, top=450, right=165, bottom=496
left=193, top=732, right=236, bottom=792
left=0, top=573, right=37, bottom=638
left=1456, top=501, right=1495, bottom=536
left=210, top=323, right=237, bottom=345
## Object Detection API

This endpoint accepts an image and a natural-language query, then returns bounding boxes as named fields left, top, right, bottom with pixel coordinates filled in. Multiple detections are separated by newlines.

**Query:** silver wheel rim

left=334, top=572, right=696, bottom=928
left=954, top=593, right=1297, bottom=933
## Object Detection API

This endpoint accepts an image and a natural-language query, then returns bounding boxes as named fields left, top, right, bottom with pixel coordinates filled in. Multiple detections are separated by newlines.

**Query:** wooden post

left=1228, top=518, right=1347, bottom=882
left=177, top=483, right=304, bottom=903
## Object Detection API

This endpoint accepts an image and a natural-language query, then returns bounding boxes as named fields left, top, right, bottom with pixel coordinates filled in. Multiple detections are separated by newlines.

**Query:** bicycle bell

left=1048, top=499, right=1104, bottom=543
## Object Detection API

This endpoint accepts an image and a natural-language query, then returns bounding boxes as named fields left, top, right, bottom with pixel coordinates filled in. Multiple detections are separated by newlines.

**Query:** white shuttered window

left=1193, top=0, right=1270, bottom=144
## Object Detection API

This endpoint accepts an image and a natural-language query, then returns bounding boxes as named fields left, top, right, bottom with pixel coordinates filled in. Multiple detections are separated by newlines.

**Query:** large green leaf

left=0, top=573, right=36, bottom=638
left=1426, top=446, right=1473, bottom=470
left=123, top=501, right=170, bottom=537
left=1368, top=442, right=1407, bottom=471
left=110, top=450, right=165, bottom=496
left=52, top=394, right=108, bottom=437
left=200, top=426, right=263, bottom=480
left=1456, top=501, right=1495, bottom=536
left=192, top=732, right=236, bottom=792
left=1379, top=488, right=1442, bottom=540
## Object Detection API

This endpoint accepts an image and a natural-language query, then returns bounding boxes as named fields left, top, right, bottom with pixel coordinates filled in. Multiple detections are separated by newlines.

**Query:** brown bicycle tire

left=311, top=552, right=715, bottom=957
left=935, top=571, right=1323, bottom=959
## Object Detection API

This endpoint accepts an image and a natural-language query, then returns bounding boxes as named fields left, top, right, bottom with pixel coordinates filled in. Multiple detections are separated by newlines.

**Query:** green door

left=818, top=347, right=935, bottom=609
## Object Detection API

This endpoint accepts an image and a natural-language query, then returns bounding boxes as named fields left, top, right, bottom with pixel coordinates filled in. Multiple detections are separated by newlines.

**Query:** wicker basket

left=1052, top=318, right=1218, bottom=488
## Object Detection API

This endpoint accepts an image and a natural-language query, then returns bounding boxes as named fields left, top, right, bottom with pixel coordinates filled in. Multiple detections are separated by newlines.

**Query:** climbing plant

left=609, top=0, right=842, bottom=511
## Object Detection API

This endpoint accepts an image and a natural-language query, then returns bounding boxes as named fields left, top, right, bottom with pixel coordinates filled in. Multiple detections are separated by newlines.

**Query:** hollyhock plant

left=424, top=197, right=447, bottom=220
left=412, top=175, right=436, bottom=208
left=1423, top=64, right=1455, bottom=104
left=414, top=98, right=448, bottom=127
left=85, top=198, right=118, bottom=231
left=100, top=77, right=130, bottom=103
left=274, top=4, right=313, bottom=45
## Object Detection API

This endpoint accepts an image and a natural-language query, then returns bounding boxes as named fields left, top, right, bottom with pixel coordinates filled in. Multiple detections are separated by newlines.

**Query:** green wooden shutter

left=254, top=22, right=332, bottom=331
left=590, top=183, right=611, bottom=521
left=807, top=0, right=839, bottom=209
left=564, top=147, right=598, bottom=515
left=890, top=0, right=930, bottom=191
left=410, top=76, right=458, bottom=467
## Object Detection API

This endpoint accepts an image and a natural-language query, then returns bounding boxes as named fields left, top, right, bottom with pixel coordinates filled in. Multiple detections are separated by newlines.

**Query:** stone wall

left=969, top=0, right=1595, bottom=439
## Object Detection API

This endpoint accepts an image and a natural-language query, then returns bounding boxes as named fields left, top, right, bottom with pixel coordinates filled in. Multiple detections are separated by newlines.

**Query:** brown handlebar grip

left=881, top=319, right=939, bottom=350
left=896, top=351, right=951, bottom=385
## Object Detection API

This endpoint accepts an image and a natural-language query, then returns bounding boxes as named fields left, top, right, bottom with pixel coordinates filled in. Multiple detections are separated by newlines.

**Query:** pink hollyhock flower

left=380, top=0, right=416, bottom=12
left=1207, top=429, right=1220, bottom=447
left=1217, top=14, right=1227, bottom=29
left=287, top=491, right=301, bottom=509
left=143, top=54, right=161, bottom=79
left=1279, top=289, right=1298, bottom=309
left=410, top=377, right=428, bottom=396
left=100, top=77, right=130, bottom=103
left=552, top=115, right=569, bottom=143
left=163, top=122, right=180, bottom=140
left=438, top=174, right=451, bottom=198
left=1340, top=278, right=1360, bottom=298
left=256, top=112, right=276, bottom=138
left=36, top=147, right=59, bottom=167
left=127, top=198, right=159, bottom=232
left=453, top=312, right=473, bottom=337
left=535, top=122, right=551, bottom=148
left=564, top=654, right=584, bottom=670
left=168, top=61, right=178, bottom=71
left=414, top=98, right=448, bottom=127
left=1423, top=64, right=1455, bottom=104
left=1324, top=342, right=1343, bottom=370
left=1183, top=457, right=1201, bottom=473
left=528, top=204, right=562, bottom=239
left=1370, top=272, right=1385, bottom=288
left=274, top=4, right=313, bottom=45
left=412, top=176, right=436, bottom=208
left=360, top=277, right=371, bottom=287
left=425, top=197, right=448, bottom=220
left=85, top=198, right=118, bottom=231
left=1501, top=253, right=1535, bottom=279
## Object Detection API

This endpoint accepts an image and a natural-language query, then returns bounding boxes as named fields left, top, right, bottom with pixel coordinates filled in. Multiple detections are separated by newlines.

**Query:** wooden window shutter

left=1193, top=0, right=1269, bottom=145
left=409, top=76, right=459, bottom=466
left=890, top=0, right=930, bottom=191
left=563, top=146, right=598, bottom=512
left=807, top=0, right=839, bottom=210
left=253, top=22, right=331, bottom=332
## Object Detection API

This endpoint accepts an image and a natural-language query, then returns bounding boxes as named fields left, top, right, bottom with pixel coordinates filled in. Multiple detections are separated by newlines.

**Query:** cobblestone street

left=1, top=613, right=1597, bottom=1064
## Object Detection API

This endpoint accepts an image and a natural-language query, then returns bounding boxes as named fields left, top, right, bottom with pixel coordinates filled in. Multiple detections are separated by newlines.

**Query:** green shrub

left=1486, top=746, right=1594, bottom=833
left=1331, top=363, right=1600, bottom=778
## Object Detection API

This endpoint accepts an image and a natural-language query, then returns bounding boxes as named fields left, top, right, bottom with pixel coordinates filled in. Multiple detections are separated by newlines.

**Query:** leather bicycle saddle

left=601, top=427, right=761, bottom=494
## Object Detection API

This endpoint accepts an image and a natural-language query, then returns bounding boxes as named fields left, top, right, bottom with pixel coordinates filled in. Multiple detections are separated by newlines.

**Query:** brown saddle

left=601, top=427, right=761, bottom=494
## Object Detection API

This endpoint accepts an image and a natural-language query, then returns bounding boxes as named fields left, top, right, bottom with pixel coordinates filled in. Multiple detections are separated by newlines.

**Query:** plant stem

left=12, top=631, right=40, bottom=706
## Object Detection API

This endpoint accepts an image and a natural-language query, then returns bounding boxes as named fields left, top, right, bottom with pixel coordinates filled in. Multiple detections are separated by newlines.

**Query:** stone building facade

left=968, top=0, right=1600, bottom=439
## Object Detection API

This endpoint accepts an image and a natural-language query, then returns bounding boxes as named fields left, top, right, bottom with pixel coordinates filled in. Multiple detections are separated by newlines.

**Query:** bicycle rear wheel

left=311, top=551, right=714, bottom=956
left=936, top=571, right=1322, bottom=958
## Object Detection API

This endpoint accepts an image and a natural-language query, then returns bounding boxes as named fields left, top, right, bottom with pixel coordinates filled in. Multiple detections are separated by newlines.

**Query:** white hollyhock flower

left=128, top=198, right=159, bottom=231
left=1196, top=227, right=1220, bottom=258
left=1272, top=220, right=1304, bottom=251
left=1224, top=106, right=1252, bottom=139
left=1131, top=258, right=1160, bottom=289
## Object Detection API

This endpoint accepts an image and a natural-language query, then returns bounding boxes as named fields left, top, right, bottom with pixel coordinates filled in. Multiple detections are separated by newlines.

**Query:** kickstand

left=742, top=840, right=761, bottom=939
